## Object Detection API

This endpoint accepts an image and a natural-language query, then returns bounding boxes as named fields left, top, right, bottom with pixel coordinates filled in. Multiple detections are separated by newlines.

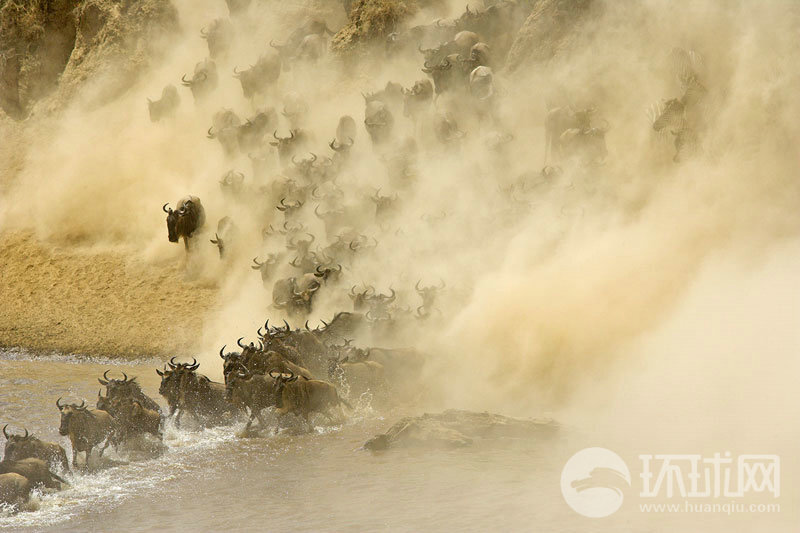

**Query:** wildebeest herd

left=1, top=315, right=422, bottom=509
left=2, top=0, right=711, bottom=511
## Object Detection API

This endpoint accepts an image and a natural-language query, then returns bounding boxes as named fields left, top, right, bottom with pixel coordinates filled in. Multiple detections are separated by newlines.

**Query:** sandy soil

left=0, top=231, right=218, bottom=358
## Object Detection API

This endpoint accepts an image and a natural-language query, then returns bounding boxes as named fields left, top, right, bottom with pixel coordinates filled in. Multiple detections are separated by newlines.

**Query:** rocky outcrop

left=363, top=409, right=558, bottom=450
left=505, top=0, right=594, bottom=73
left=0, top=0, right=178, bottom=119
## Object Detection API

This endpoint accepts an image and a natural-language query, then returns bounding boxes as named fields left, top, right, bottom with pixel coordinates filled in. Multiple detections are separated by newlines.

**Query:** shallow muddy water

left=0, top=350, right=794, bottom=532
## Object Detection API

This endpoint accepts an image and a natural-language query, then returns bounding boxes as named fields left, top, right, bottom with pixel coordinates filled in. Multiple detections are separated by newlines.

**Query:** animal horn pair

left=2, top=425, right=28, bottom=439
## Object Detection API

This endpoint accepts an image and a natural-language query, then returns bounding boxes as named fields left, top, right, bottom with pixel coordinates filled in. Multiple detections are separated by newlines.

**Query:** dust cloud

left=1, top=0, right=798, bottom=427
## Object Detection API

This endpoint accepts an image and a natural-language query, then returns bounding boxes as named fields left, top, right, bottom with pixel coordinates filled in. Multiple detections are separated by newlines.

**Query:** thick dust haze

left=1, top=0, right=798, bottom=427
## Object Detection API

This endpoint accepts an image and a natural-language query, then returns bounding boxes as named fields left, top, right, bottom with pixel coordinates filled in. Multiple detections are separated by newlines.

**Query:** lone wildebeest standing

left=163, top=196, right=206, bottom=252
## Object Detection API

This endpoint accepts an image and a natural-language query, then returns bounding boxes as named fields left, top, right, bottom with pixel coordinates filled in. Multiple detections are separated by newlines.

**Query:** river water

left=0, top=350, right=794, bottom=532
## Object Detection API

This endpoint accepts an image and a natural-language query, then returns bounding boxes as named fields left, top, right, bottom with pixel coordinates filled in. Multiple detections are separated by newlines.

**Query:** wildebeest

left=210, top=216, right=237, bottom=259
left=163, top=196, right=206, bottom=252
left=2, top=425, right=69, bottom=472
left=269, top=19, right=334, bottom=67
left=433, top=112, right=465, bottom=145
left=181, top=58, right=218, bottom=102
left=544, top=106, right=594, bottom=163
left=402, top=79, right=433, bottom=119
left=56, top=399, right=114, bottom=468
left=159, top=359, right=239, bottom=428
left=270, top=129, right=309, bottom=166
left=234, top=53, right=281, bottom=99
left=201, top=18, right=234, bottom=59
left=225, top=370, right=278, bottom=432
left=0, top=458, right=64, bottom=490
left=0, top=472, right=32, bottom=507
left=237, top=109, right=278, bottom=153
left=269, top=371, right=352, bottom=426
left=272, top=275, right=321, bottom=315
left=117, top=401, right=162, bottom=439
left=208, top=108, right=242, bottom=157
left=328, top=352, right=385, bottom=397
left=421, top=55, right=462, bottom=95
left=98, top=370, right=162, bottom=414
left=251, top=253, right=281, bottom=285
left=415, top=279, right=445, bottom=311
left=364, top=100, right=394, bottom=145
left=147, top=84, right=180, bottom=122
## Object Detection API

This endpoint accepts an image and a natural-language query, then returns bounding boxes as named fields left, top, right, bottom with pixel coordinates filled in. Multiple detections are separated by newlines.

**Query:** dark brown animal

left=56, top=399, right=114, bottom=467
left=163, top=196, right=206, bottom=252
left=2, top=425, right=69, bottom=472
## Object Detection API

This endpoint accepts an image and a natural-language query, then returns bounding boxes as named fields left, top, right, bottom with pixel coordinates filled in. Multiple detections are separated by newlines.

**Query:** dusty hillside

left=0, top=232, right=218, bottom=358
left=0, top=0, right=178, bottom=119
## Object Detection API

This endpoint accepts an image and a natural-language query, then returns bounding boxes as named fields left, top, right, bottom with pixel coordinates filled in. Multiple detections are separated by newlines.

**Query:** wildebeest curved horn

left=320, top=319, right=329, bottom=328
left=181, top=74, right=191, bottom=86
left=465, top=4, right=472, bottom=15
left=78, top=400, right=86, bottom=409
left=268, top=370, right=281, bottom=379
left=233, top=65, right=242, bottom=77
left=56, top=397, right=65, bottom=410
left=237, top=337, right=246, bottom=348
left=288, top=130, right=295, bottom=140
left=269, top=39, right=282, bottom=50
left=207, top=127, right=216, bottom=139
left=386, top=288, right=396, bottom=302
left=309, top=153, right=317, bottom=162
left=169, top=356, right=178, bottom=368
left=415, top=279, right=422, bottom=292
left=2, top=424, right=9, bottom=439
left=273, top=130, right=280, bottom=140
left=257, top=340, right=263, bottom=351
left=291, top=155, right=300, bottom=166
left=264, top=319, right=270, bottom=332
left=200, top=26, right=208, bottom=38
left=289, top=257, right=300, bottom=267
left=121, top=372, right=128, bottom=382
left=219, top=345, right=226, bottom=358
left=350, top=285, right=357, bottom=296
left=103, top=369, right=112, bottom=381
left=163, top=203, right=171, bottom=213
left=442, top=58, right=452, bottom=70
left=305, top=320, right=311, bottom=331
left=282, top=319, right=291, bottom=332
left=252, top=257, right=264, bottom=269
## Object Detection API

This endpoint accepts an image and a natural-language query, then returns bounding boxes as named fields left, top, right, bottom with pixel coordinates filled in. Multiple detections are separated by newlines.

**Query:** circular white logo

left=561, top=447, right=631, bottom=518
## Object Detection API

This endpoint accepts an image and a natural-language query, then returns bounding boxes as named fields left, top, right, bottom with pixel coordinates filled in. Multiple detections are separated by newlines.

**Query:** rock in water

left=363, top=409, right=558, bottom=451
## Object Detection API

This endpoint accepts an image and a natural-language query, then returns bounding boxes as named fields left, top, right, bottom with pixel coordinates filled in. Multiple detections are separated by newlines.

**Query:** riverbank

left=0, top=231, right=218, bottom=358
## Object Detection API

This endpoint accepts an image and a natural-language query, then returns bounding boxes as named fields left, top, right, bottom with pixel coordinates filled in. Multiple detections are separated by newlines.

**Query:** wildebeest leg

left=255, top=409, right=269, bottom=429
left=183, top=237, right=190, bottom=252
left=174, top=409, right=183, bottom=428
left=72, top=448, right=78, bottom=468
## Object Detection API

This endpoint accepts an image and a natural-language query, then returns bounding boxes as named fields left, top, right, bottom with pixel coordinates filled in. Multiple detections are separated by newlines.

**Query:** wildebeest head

left=421, top=55, right=457, bottom=95
left=402, top=79, right=433, bottom=118
left=181, top=59, right=218, bottom=102
left=270, top=129, right=303, bottom=165
left=314, top=263, right=342, bottom=283
left=201, top=18, right=234, bottom=59
left=276, top=197, right=304, bottom=219
left=163, top=197, right=205, bottom=247
left=2, top=425, right=34, bottom=461
left=415, top=279, right=445, bottom=309
left=219, top=170, right=245, bottom=196
left=56, top=398, right=87, bottom=436
left=251, top=254, right=281, bottom=283
left=364, top=100, right=394, bottom=144
left=349, top=285, right=375, bottom=312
